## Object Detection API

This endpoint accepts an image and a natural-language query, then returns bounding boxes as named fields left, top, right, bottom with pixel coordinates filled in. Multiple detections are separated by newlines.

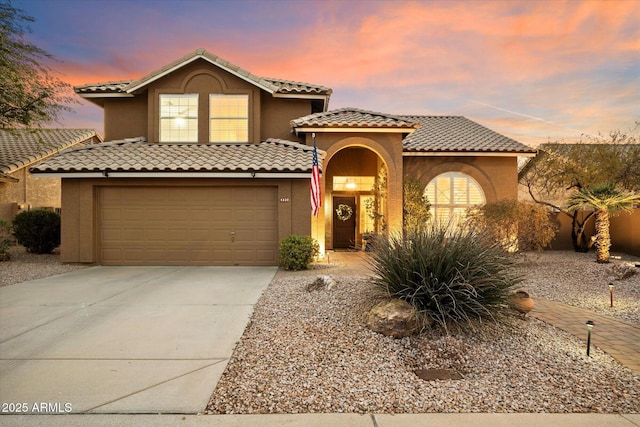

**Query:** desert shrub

left=369, top=226, right=521, bottom=331
left=279, top=234, right=319, bottom=271
left=467, top=200, right=557, bottom=251
left=12, top=209, right=61, bottom=254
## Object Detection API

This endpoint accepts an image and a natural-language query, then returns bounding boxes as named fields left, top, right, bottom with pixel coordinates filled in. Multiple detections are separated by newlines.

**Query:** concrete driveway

left=0, top=266, right=276, bottom=414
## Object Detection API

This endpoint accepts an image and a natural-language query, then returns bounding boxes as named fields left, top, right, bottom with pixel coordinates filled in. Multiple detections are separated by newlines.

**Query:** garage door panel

left=257, top=249, right=277, bottom=262
left=99, top=186, right=278, bottom=265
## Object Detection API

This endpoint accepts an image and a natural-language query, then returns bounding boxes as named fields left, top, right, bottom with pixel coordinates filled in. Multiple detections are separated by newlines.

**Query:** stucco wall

left=104, top=96, right=148, bottom=141
left=550, top=209, right=640, bottom=256
left=403, top=155, right=519, bottom=203
left=0, top=168, right=62, bottom=223
left=311, top=132, right=406, bottom=249
left=60, top=177, right=311, bottom=264
left=261, top=96, right=310, bottom=143
left=101, top=58, right=315, bottom=144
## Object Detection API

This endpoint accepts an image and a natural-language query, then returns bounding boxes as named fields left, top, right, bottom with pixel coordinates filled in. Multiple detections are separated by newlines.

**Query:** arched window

left=424, top=172, right=485, bottom=228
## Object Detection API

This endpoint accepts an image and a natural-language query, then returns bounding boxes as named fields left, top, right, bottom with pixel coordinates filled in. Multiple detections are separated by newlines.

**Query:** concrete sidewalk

left=2, top=413, right=640, bottom=426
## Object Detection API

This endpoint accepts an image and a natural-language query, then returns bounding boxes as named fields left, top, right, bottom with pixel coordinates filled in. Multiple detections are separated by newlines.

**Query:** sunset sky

left=13, top=0, right=640, bottom=146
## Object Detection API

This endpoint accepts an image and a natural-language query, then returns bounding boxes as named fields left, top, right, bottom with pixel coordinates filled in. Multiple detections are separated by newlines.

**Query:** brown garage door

left=99, top=186, right=278, bottom=266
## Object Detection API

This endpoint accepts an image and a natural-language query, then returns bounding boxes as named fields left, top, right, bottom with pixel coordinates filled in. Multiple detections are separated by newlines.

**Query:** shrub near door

left=279, top=235, right=319, bottom=271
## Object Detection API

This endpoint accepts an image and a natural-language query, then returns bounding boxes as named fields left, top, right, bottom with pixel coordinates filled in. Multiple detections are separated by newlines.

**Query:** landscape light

left=586, top=320, right=594, bottom=357
left=608, top=283, right=614, bottom=307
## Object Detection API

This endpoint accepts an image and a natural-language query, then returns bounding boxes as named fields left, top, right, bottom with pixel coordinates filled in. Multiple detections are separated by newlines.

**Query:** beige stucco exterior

left=103, top=58, right=313, bottom=144
left=404, top=155, right=519, bottom=203
left=59, top=178, right=310, bottom=264
left=55, top=50, right=531, bottom=265
left=550, top=210, right=640, bottom=256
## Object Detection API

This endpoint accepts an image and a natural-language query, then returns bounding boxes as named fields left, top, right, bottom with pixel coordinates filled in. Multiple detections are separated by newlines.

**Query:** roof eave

left=77, top=93, right=134, bottom=98
left=403, top=151, right=537, bottom=157
left=294, top=127, right=416, bottom=135
left=31, top=171, right=314, bottom=179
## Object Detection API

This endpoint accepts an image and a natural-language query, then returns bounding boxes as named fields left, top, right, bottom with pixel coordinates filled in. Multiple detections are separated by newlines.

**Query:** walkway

left=304, top=251, right=640, bottom=376
left=532, top=298, right=640, bottom=375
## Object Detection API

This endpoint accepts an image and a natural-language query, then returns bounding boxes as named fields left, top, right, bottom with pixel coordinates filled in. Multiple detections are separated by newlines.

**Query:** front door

left=333, top=196, right=356, bottom=249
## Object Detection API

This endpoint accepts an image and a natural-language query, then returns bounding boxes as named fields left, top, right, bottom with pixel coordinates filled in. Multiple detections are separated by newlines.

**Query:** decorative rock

left=609, top=263, right=638, bottom=280
left=366, top=299, right=419, bottom=338
left=305, top=275, right=336, bottom=292
left=509, top=290, right=535, bottom=316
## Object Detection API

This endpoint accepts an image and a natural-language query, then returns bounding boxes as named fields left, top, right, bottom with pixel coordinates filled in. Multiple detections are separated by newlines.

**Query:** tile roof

left=401, top=116, right=536, bottom=154
left=31, top=138, right=323, bottom=175
left=75, top=49, right=331, bottom=97
left=75, top=80, right=130, bottom=94
left=0, top=129, right=102, bottom=176
left=263, top=78, right=332, bottom=96
left=291, top=108, right=420, bottom=129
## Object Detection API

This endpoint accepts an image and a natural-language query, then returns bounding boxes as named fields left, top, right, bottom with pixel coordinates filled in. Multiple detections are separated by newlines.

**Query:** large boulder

left=367, top=299, right=419, bottom=338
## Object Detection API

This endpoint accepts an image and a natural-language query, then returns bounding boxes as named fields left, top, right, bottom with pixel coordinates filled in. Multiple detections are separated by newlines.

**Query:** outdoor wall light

left=586, top=320, right=594, bottom=357
left=608, top=283, right=615, bottom=308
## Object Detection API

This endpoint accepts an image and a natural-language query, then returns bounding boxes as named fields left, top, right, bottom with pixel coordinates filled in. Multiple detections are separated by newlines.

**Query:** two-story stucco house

left=32, top=48, right=536, bottom=266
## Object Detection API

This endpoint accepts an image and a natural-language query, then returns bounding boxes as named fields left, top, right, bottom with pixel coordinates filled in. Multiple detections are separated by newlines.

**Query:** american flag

left=310, top=133, right=321, bottom=216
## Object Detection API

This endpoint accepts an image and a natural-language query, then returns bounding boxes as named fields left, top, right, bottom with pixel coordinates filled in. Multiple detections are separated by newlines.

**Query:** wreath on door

left=335, top=204, right=353, bottom=221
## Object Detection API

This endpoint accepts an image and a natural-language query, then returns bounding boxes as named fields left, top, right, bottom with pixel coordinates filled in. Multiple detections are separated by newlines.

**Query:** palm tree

left=566, top=184, right=640, bottom=263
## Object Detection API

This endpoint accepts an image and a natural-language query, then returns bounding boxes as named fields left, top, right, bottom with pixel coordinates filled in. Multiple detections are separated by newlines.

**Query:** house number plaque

left=279, top=197, right=290, bottom=203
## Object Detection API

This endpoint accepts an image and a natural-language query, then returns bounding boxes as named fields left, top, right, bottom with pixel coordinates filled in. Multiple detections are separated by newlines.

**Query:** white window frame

left=424, top=172, right=485, bottom=228
left=209, top=94, right=249, bottom=143
left=159, top=94, right=198, bottom=143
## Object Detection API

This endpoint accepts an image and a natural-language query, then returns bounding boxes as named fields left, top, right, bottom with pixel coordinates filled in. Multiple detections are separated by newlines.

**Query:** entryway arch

left=322, top=138, right=400, bottom=250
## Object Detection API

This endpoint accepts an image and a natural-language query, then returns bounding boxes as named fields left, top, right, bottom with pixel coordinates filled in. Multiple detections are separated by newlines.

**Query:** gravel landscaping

left=512, top=251, right=640, bottom=326
left=206, top=251, right=640, bottom=415
left=0, top=246, right=87, bottom=287
left=1, top=246, right=638, bottom=414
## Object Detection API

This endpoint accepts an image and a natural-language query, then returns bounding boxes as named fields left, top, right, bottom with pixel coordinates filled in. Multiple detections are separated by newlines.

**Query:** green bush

left=0, top=220, right=12, bottom=261
left=369, top=226, right=521, bottom=331
left=12, top=209, right=61, bottom=254
left=466, top=200, right=557, bottom=251
left=279, top=234, right=319, bottom=271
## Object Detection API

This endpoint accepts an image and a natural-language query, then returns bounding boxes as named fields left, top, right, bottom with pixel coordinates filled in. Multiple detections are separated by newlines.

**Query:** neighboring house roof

left=291, top=108, right=420, bottom=131
left=31, top=138, right=324, bottom=178
left=401, top=116, right=536, bottom=155
left=75, top=48, right=332, bottom=99
left=0, top=129, right=102, bottom=181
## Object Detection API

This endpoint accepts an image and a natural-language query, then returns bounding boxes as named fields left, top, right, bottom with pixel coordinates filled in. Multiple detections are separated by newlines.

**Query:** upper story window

left=424, top=172, right=485, bottom=229
left=159, top=94, right=198, bottom=142
left=210, top=94, right=248, bottom=143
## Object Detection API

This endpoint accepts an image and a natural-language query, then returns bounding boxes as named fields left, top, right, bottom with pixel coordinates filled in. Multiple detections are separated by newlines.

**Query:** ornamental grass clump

left=369, top=226, right=521, bottom=332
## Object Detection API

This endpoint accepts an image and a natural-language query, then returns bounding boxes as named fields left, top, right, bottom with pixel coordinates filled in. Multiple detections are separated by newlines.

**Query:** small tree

left=0, top=1, right=76, bottom=129
left=566, top=184, right=640, bottom=263
left=403, top=177, right=431, bottom=235
left=520, top=128, right=640, bottom=251
left=365, top=165, right=388, bottom=234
